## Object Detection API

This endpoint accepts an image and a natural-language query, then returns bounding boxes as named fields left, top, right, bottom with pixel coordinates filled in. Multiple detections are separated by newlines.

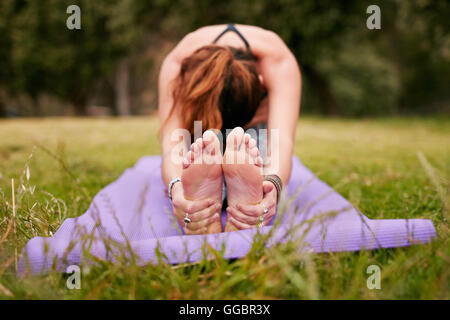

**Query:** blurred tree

left=172, top=0, right=448, bottom=116
left=0, top=0, right=448, bottom=117
left=392, top=0, right=450, bottom=114
left=1, top=0, right=147, bottom=115
left=0, top=1, right=15, bottom=116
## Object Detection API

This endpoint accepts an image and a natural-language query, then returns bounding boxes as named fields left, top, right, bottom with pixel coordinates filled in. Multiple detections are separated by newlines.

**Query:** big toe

left=225, top=127, right=245, bottom=152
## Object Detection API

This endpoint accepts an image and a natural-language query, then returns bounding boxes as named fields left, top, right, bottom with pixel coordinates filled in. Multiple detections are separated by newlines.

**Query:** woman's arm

left=158, top=53, right=184, bottom=187
left=158, top=31, right=211, bottom=186
left=256, top=31, right=302, bottom=186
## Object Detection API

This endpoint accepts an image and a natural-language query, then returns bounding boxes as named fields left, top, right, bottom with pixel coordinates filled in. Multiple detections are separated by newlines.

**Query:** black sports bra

left=212, top=23, right=253, bottom=56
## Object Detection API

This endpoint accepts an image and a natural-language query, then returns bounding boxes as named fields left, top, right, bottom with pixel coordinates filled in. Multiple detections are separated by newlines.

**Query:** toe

left=197, top=140, right=204, bottom=153
left=248, top=137, right=257, bottom=149
left=203, top=130, right=216, bottom=144
left=249, top=147, right=261, bottom=166
left=195, top=138, right=203, bottom=150
left=250, top=146, right=260, bottom=158
left=203, top=130, right=218, bottom=150
left=192, top=141, right=203, bottom=164
left=189, top=150, right=195, bottom=162
left=226, top=127, right=245, bottom=151
left=255, top=156, right=263, bottom=167
left=242, top=133, right=252, bottom=152
left=182, top=154, right=191, bottom=169
left=243, top=133, right=251, bottom=146
left=203, top=130, right=221, bottom=157
left=183, top=150, right=195, bottom=168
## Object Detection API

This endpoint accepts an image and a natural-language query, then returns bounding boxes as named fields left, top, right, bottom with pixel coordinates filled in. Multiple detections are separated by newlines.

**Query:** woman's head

left=168, top=45, right=266, bottom=135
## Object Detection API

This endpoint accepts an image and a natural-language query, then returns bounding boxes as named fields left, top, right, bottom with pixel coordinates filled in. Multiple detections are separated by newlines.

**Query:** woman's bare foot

left=181, top=130, right=223, bottom=233
left=222, top=127, right=264, bottom=232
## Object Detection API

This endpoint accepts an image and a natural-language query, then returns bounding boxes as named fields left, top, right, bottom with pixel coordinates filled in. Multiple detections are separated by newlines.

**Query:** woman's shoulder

left=170, top=24, right=288, bottom=63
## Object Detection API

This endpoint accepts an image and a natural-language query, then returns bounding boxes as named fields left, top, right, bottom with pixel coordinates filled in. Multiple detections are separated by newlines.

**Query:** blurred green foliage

left=0, top=0, right=448, bottom=116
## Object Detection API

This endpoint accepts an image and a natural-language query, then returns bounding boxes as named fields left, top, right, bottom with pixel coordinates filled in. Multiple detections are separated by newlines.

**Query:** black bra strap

left=213, top=23, right=253, bottom=55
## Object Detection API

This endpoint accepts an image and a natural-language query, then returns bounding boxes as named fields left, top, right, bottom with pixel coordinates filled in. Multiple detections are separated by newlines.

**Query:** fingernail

left=216, top=203, right=221, bottom=210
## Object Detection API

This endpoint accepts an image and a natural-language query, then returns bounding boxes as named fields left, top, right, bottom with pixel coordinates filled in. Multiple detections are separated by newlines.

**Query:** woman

left=158, top=23, right=301, bottom=235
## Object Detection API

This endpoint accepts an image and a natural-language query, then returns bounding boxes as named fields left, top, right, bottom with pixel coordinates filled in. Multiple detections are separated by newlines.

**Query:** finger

left=231, top=204, right=274, bottom=225
left=227, top=206, right=259, bottom=225
left=235, top=203, right=264, bottom=217
left=262, top=195, right=277, bottom=211
left=229, top=215, right=254, bottom=230
left=262, top=185, right=277, bottom=207
left=262, top=180, right=276, bottom=194
left=259, top=196, right=277, bottom=221
left=183, top=198, right=217, bottom=214
left=189, top=203, right=221, bottom=222
left=187, top=212, right=220, bottom=231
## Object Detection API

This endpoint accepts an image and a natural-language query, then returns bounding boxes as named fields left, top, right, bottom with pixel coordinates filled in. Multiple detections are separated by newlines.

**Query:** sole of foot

left=181, top=130, right=223, bottom=234
left=222, top=127, right=263, bottom=232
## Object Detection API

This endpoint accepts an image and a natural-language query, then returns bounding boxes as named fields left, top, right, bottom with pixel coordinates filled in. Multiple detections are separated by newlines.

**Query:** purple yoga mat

left=18, top=156, right=436, bottom=275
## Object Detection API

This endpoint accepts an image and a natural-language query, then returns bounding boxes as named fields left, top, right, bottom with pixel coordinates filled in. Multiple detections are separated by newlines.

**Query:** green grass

left=0, top=116, right=448, bottom=299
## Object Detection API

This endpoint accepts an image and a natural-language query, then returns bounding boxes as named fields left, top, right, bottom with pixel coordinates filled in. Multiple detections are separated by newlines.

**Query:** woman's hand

left=226, top=181, right=277, bottom=230
left=171, top=183, right=222, bottom=234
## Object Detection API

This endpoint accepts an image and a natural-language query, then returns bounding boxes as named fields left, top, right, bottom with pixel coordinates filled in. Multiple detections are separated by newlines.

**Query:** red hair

left=164, top=45, right=265, bottom=135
